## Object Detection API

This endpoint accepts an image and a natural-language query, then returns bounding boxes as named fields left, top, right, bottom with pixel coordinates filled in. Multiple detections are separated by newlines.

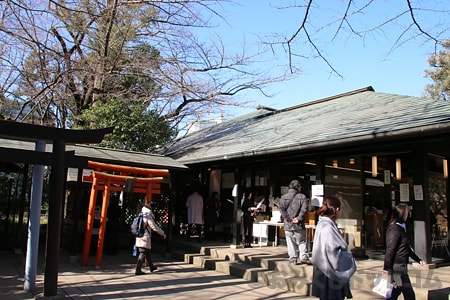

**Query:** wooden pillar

left=82, top=176, right=99, bottom=266
left=412, top=147, right=432, bottom=263
left=95, top=179, right=110, bottom=268
left=80, top=166, right=168, bottom=267
left=44, top=139, right=65, bottom=297
left=356, top=155, right=367, bottom=258
left=70, top=168, right=83, bottom=256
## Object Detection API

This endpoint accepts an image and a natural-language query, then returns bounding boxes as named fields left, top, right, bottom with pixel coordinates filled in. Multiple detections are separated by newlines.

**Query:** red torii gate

left=81, top=161, right=169, bottom=267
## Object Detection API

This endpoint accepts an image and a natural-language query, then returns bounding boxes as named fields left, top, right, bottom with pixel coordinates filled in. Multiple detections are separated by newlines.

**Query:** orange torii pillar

left=81, top=172, right=165, bottom=267
left=81, top=162, right=168, bottom=267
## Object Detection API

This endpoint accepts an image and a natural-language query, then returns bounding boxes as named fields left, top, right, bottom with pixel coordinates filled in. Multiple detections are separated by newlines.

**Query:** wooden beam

left=0, top=120, right=114, bottom=144
left=87, top=161, right=169, bottom=177
left=89, top=185, right=161, bottom=195
left=84, top=174, right=164, bottom=182
left=0, top=148, right=88, bottom=168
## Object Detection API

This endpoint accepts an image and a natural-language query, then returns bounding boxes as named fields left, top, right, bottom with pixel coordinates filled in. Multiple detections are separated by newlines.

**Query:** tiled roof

left=162, top=87, right=450, bottom=164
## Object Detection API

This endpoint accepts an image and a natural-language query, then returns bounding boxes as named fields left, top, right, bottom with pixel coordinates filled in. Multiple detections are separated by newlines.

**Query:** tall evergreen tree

left=74, top=99, right=173, bottom=152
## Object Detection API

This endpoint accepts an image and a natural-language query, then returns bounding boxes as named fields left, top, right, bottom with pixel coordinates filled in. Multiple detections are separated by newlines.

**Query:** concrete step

left=257, top=270, right=311, bottom=295
left=161, top=239, right=450, bottom=299
left=184, top=248, right=315, bottom=296
left=184, top=253, right=206, bottom=264
left=176, top=246, right=351, bottom=297
left=216, top=260, right=267, bottom=282
left=188, top=251, right=434, bottom=298
left=192, top=255, right=225, bottom=270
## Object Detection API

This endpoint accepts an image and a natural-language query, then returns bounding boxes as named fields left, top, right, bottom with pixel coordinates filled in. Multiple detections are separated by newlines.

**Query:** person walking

left=186, top=185, right=204, bottom=242
left=311, top=195, right=356, bottom=299
left=383, top=203, right=425, bottom=300
left=279, top=179, right=310, bottom=264
left=135, top=202, right=166, bottom=275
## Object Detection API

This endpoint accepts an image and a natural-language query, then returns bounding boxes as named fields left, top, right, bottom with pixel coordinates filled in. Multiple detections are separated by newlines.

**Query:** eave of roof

left=0, top=138, right=188, bottom=170
left=69, top=144, right=188, bottom=170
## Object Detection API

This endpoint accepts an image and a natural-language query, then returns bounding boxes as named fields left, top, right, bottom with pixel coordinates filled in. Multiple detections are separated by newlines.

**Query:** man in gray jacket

left=279, top=180, right=310, bottom=265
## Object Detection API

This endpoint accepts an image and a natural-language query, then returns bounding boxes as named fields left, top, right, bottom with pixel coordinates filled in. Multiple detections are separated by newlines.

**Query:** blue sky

left=200, top=0, right=448, bottom=116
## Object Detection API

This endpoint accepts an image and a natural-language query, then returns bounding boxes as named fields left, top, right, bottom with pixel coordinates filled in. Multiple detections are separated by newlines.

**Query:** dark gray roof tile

left=163, top=87, right=450, bottom=164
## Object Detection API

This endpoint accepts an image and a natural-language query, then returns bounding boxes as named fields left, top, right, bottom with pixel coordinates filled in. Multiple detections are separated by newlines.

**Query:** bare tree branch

left=406, top=0, right=439, bottom=45
left=0, top=0, right=288, bottom=131
left=276, top=0, right=448, bottom=75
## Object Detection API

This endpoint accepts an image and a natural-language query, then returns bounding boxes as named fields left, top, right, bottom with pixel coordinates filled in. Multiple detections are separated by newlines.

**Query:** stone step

left=184, top=253, right=206, bottom=264
left=192, top=255, right=225, bottom=270
left=215, top=260, right=268, bottom=282
left=185, top=251, right=314, bottom=296
left=178, top=247, right=314, bottom=297
left=188, top=251, right=434, bottom=299
left=258, top=270, right=311, bottom=295
left=163, top=241, right=447, bottom=299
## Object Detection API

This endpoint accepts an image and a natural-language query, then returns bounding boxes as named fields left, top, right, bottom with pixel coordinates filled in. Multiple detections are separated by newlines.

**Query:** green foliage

left=74, top=100, right=174, bottom=152
left=425, top=40, right=450, bottom=100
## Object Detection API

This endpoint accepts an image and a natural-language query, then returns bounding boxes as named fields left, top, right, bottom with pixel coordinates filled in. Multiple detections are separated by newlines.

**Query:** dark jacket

left=383, top=222, right=421, bottom=271
left=279, top=189, right=308, bottom=231
left=241, top=197, right=255, bottom=219
left=205, top=195, right=219, bottom=225
left=219, top=198, right=233, bottom=225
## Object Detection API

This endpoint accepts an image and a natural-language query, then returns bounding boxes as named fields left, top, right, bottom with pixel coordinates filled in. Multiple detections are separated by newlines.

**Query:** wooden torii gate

left=81, top=161, right=169, bottom=267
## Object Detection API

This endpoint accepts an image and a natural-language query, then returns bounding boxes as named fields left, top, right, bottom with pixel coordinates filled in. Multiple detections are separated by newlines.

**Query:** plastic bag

left=372, top=273, right=394, bottom=298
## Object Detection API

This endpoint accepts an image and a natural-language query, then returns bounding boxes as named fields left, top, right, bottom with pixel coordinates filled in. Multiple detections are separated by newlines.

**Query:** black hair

left=389, top=203, right=412, bottom=224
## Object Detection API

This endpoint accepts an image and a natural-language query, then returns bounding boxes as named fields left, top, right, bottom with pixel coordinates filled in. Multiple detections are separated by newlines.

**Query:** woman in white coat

left=135, top=203, right=166, bottom=275
left=186, top=187, right=204, bottom=242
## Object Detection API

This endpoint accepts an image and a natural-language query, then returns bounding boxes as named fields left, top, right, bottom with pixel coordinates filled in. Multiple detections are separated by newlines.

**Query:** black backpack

left=130, top=212, right=146, bottom=237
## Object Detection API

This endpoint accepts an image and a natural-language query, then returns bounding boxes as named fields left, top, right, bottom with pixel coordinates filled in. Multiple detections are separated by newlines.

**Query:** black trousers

left=388, top=272, right=416, bottom=300
left=242, top=216, right=253, bottom=245
left=136, top=247, right=154, bottom=270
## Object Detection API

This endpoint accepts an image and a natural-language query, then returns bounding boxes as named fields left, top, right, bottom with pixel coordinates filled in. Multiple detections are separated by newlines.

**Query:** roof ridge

left=254, top=86, right=375, bottom=119
left=282, top=86, right=375, bottom=112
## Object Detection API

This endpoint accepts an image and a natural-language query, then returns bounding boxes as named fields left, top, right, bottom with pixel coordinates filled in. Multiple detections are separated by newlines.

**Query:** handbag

left=372, top=273, right=394, bottom=298
left=337, top=250, right=357, bottom=275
